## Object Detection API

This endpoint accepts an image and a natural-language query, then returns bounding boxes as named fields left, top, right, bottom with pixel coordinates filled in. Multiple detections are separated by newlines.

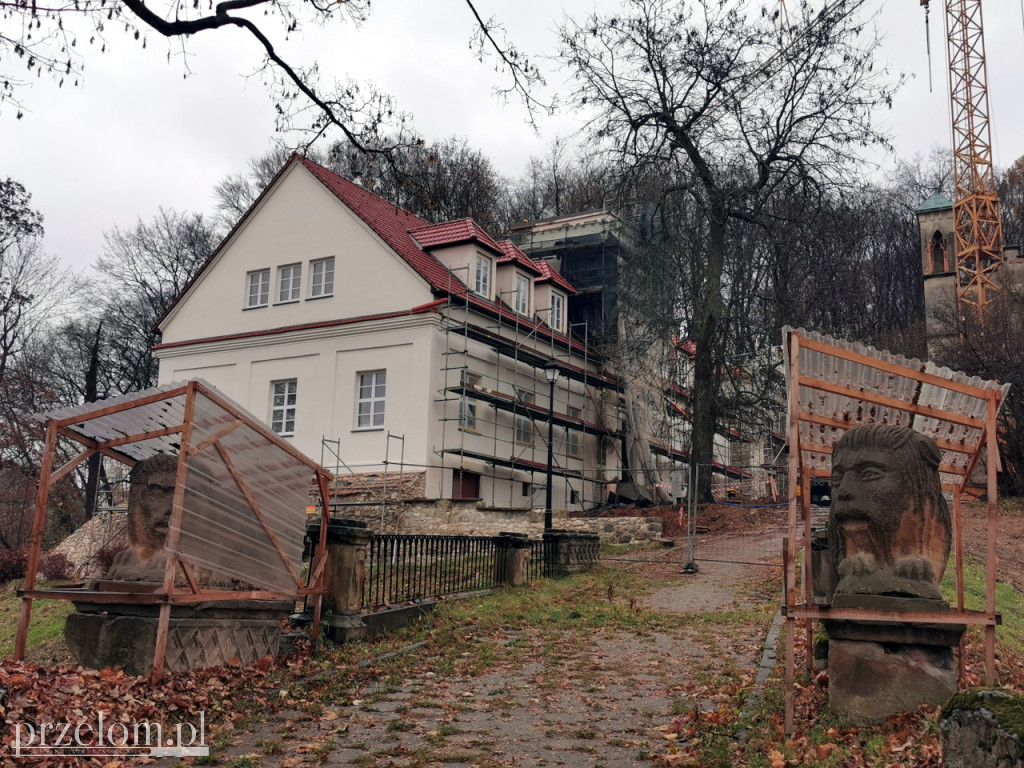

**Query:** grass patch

left=0, top=584, right=74, bottom=658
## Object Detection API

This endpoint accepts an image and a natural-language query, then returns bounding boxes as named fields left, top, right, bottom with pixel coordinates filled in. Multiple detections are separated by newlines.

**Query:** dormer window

left=514, top=273, right=530, bottom=315
left=474, top=253, right=493, bottom=299
left=550, top=291, right=566, bottom=332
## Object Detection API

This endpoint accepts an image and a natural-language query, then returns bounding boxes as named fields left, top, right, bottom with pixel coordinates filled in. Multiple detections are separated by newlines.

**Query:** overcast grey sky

left=4, top=0, right=1024, bottom=274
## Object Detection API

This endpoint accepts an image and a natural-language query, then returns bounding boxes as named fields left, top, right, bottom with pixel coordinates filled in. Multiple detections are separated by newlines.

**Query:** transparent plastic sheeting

left=37, top=380, right=314, bottom=594
left=35, top=380, right=191, bottom=461
left=173, top=391, right=309, bottom=593
left=782, top=327, right=1010, bottom=490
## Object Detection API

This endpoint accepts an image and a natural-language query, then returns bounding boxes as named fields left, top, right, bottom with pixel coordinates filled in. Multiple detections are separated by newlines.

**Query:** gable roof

left=533, top=259, right=576, bottom=294
left=157, top=154, right=588, bottom=352
left=495, top=240, right=543, bottom=276
left=409, top=218, right=504, bottom=255
left=297, top=156, right=465, bottom=295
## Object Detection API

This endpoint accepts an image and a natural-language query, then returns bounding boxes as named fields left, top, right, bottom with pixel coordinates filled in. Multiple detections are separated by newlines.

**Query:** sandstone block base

left=65, top=600, right=292, bottom=675
left=828, top=639, right=957, bottom=724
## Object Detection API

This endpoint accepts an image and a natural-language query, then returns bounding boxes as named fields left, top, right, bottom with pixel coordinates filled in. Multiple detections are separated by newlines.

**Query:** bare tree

left=0, top=180, right=69, bottom=382
left=930, top=286, right=1024, bottom=496
left=1, top=0, right=545, bottom=152
left=94, top=208, right=217, bottom=389
left=998, top=155, right=1024, bottom=251
left=561, top=0, right=901, bottom=500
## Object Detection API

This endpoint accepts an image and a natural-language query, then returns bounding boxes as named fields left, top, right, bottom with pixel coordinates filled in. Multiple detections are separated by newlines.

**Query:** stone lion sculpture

left=827, top=424, right=952, bottom=601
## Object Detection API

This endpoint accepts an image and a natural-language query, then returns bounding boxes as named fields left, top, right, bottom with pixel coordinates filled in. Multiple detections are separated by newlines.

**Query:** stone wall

left=52, top=511, right=128, bottom=578
left=335, top=499, right=663, bottom=543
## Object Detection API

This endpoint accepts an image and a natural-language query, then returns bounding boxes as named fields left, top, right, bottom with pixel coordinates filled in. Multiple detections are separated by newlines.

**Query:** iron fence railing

left=527, top=538, right=553, bottom=581
left=363, top=534, right=504, bottom=609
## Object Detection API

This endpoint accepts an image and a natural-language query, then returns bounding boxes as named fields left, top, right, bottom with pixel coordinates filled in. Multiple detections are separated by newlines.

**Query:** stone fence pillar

left=306, top=518, right=373, bottom=641
left=494, top=532, right=532, bottom=587
left=542, top=530, right=600, bottom=576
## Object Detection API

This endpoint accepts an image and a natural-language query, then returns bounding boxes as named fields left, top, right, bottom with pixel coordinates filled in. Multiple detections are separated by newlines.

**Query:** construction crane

left=924, top=0, right=1006, bottom=325
left=778, top=0, right=1006, bottom=324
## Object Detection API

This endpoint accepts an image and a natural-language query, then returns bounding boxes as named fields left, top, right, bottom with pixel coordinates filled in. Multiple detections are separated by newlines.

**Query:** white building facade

left=156, top=155, right=621, bottom=511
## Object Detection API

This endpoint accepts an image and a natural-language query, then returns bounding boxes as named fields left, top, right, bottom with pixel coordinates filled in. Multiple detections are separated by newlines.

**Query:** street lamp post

left=543, top=358, right=561, bottom=531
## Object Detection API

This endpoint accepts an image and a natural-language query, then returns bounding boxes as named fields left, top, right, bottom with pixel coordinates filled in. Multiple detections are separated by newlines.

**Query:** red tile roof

left=297, top=156, right=469, bottom=296
left=409, top=218, right=504, bottom=255
left=495, top=240, right=543, bottom=276
left=159, top=154, right=587, bottom=353
left=533, top=259, right=576, bottom=294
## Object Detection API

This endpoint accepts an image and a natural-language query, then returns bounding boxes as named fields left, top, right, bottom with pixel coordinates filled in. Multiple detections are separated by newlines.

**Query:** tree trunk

left=691, top=211, right=726, bottom=503
left=83, top=323, right=102, bottom=519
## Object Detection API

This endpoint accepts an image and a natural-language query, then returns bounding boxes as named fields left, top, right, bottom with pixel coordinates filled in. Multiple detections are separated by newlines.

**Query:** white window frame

left=310, top=257, right=335, bottom=299
left=514, top=273, right=530, bottom=316
left=246, top=269, right=270, bottom=308
left=566, top=406, right=582, bottom=458
left=278, top=263, right=302, bottom=303
left=550, top=291, right=566, bottom=332
left=459, top=395, right=478, bottom=432
left=355, top=370, right=386, bottom=430
left=270, top=379, right=297, bottom=436
left=474, top=253, right=493, bottom=299
left=515, top=389, right=534, bottom=445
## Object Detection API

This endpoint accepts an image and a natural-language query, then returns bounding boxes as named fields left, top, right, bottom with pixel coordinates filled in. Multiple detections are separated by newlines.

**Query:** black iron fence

left=363, top=534, right=502, bottom=609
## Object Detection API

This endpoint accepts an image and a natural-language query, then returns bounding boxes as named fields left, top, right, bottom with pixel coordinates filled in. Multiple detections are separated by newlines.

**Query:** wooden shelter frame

left=782, top=328, right=1006, bottom=734
left=12, top=379, right=334, bottom=682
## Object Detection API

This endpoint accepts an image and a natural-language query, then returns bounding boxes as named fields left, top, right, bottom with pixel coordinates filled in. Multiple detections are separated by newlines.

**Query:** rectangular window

left=567, top=406, right=582, bottom=457
left=270, top=379, right=297, bottom=436
left=356, top=370, right=386, bottom=429
left=474, top=253, right=492, bottom=299
left=515, top=389, right=533, bottom=445
left=278, top=263, right=301, bottom=303
left=246, top=269, right=270, bottom=308
left=310, top=257, right=335, bottom=298
left=459, top=396, right=478, bottom=431
left=550, top=292, right=565, bottom=332
left=514, top=273, right=530, bottom=315
left=461, top=370, right=482, bottom=389
left=452, top=470, right=480, bottom=500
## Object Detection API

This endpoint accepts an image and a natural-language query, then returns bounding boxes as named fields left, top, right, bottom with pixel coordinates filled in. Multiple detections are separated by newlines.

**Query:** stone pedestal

left=494, top=532, right=532, bottom=586
left=824, top=594, right=965, bottom=724
left=543, top=530, right=600, bottom=576
left=306, top=518, right=373, bottom=643
left=65, top=597, right=293, bottom=675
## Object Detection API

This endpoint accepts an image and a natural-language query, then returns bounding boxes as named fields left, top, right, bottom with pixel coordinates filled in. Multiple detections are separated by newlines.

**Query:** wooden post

left=801, top=465, right=813, bottom=680
left=984, top=390, right=999, bottom=685
left=310, top=471, right=332, bottom=653
left=152, top=382, right=199, bottom=683
left=13, top=420, right=58, bottom=660
left=784, top=331, right=801, bottom=736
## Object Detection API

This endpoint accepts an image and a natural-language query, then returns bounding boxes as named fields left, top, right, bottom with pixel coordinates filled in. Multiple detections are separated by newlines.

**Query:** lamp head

left=544, top=358, right=561, bottom=385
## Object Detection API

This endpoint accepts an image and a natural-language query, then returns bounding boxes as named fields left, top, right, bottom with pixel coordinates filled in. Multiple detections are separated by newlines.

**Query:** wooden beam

left=796, top=412, right=978, bottom=454
left=194, top=381, right=330, bottom=475
left=55, top=385, right=189, bottom=428
left=50, top=447, right=96, bottom=486
left=187, top=419, right=244, bottom=457
left=101, top=425, right=183, bottom=449
left=214, top=440, right=303, bottom=588
left=798, top=336, right=1003, bottom=401
left=796, top=376, right=986, bottom=430
left=57, top=427, right=138, bottom=467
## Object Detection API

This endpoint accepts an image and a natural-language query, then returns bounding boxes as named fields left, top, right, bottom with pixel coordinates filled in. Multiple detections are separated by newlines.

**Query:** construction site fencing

left=363, top=534, right=510, bottom=609
left=684, top=463, right=825, bottom=569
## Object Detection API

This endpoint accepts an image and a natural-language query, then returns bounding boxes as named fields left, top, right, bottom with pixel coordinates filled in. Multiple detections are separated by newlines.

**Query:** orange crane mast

left=924, top=0, right=1005, bottom=324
